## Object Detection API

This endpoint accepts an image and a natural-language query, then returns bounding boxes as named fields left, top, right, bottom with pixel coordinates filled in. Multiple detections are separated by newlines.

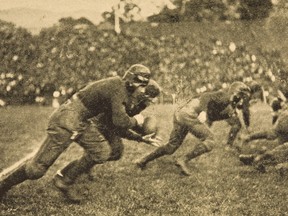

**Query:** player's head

left=126, top=80, right=161, bottom=116
left=132, top=79, right=161, bottom=107
left=144, top=79, right=161, bottom=100
left=123, top=64, right=151, bottom=92
left=228, top=81, right=251, bottom=107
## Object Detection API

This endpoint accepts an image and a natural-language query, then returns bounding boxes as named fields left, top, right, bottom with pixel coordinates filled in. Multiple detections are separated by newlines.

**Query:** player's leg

left=226, top=116, right=242, bottom=147
left=104, top=131, right=124, bottom=161
left=53, top=123, right=111, bottom=202
left=87, top=132, right=123, bottom=181
left=176, top=119, right=214, bottom=175
left=0, top=164, right=28, bottom=199
left=0, top=134, right=71, bottom=199
left=253, top=142, right=288, bottom=173
left=136, top=116, right=188, bottom=170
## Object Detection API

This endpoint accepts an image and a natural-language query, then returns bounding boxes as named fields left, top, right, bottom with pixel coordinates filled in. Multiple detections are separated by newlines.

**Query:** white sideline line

left=0, top=148, right=38, bottom=179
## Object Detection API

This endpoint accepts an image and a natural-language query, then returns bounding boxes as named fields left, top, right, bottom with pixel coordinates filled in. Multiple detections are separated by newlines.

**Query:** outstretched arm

left=243, top=129, right=278, bottom=144
left=118, top=129, right=143, bottom=142
left=117, top=129, right=162, bottom=147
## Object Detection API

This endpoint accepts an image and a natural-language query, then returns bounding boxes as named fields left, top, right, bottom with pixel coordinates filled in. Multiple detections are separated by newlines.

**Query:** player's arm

left=117, top=128, right=143, bottom=142
left=126, top=101, right=148, bottom=116
left=117, top=128, right=161, bottom=147
left=243, top=129, right=278, bottom=144
left=110, top=86, right=138, bottom=129
left=241, top=97, right=251, bottom=128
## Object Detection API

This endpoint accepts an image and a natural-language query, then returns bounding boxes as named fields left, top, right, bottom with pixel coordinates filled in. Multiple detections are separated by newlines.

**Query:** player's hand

left=142, top=133, right=163, bottom=147
left=134, top=114, right=144, bottom=126
left=197, top=111, right=207, bottom=123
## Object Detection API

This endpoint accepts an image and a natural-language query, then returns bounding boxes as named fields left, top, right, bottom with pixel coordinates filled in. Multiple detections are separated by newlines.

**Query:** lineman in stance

left=84, top=79, right=162, bottom=180
left=0, top=64, right=156, bottom=202
left=136, top=81, right=251, bottom=176
left=239, top=104, right=288, bottom=174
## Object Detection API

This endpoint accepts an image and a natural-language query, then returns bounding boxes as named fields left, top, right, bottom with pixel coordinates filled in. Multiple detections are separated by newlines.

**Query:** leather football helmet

left=123, top=64, right=151, bottom=92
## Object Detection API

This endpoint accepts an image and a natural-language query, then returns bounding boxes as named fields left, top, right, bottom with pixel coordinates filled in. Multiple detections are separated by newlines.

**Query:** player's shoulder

left=102, top=76, right=122, bottom=83
left=85, top=76, right=122, bottom=86
left=100, top=76, right=124, bottom=89
left=201, top=89, right=227, bottom=101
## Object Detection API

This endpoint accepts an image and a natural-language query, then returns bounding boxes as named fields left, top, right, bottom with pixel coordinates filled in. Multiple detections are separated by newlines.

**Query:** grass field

left=0, top=103, right=288, bottom=216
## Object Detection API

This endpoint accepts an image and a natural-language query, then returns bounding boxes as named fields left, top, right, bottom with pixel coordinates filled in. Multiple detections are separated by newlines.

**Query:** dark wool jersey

left=76, top=76, right=137, bottom=129
left=91, top=97, right=149, bottom=141
left=179, top=90, right=250, bottom=126
left=179, top=90, right=235, bottom=122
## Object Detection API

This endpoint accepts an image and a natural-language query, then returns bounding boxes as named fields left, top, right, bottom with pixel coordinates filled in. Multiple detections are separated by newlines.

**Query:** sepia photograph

left=0, top=0, right=288, bottom=215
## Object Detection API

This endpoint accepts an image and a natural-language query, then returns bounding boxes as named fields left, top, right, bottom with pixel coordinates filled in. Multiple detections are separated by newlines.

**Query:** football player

left=0, top=64, right=153, bottom=203
left=91, top=79, right=160, bottom=165
left=136, top=81, right=251, bottom=176
left=239, top=106, right=288, bottom=174
left=84, top=79, right=162, bottom=181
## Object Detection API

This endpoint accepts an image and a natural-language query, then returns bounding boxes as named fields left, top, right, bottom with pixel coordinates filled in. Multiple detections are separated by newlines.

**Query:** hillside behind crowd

left=0, top=16, right=287, bottom=105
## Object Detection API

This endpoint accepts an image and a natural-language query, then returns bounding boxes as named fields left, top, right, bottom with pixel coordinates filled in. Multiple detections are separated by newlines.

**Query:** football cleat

left=175, top=159, right=192, bottom=176
left=53, top=173, right=82, bottom=204
left=239, top=154, right=255, bottom=165
left=135, top=160, right=147, bottom=171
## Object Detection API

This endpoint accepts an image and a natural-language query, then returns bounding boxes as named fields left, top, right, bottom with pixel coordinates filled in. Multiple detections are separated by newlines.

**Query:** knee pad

left=25, top=162, right=48, bottom=180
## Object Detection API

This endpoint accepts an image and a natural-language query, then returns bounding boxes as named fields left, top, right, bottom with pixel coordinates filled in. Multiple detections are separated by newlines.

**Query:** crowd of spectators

left=0, top=18, right=287, bottom=106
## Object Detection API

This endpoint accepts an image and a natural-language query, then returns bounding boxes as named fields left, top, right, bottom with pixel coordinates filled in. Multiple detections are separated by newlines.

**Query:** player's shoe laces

left=175, top=159, right=192, bottom=176
left=239, top=154, right=255, bottom=165
left=53, top=171, right=82, bottom=204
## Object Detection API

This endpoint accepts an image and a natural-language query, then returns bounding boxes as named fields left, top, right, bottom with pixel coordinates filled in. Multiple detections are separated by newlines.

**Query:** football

left=141, top=116, right=158, bottom=135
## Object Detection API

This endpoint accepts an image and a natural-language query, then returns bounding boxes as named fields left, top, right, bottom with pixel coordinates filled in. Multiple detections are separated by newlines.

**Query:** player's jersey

left=177, top=90, right=236, bottom=123
left=75, top=76, right=137, bottom=129
left=89, top=95, right=148, bottom=140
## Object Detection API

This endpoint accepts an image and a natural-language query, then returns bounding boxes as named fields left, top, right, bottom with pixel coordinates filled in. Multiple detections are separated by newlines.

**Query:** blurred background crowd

left=0, top=0, right=288, bottom=106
